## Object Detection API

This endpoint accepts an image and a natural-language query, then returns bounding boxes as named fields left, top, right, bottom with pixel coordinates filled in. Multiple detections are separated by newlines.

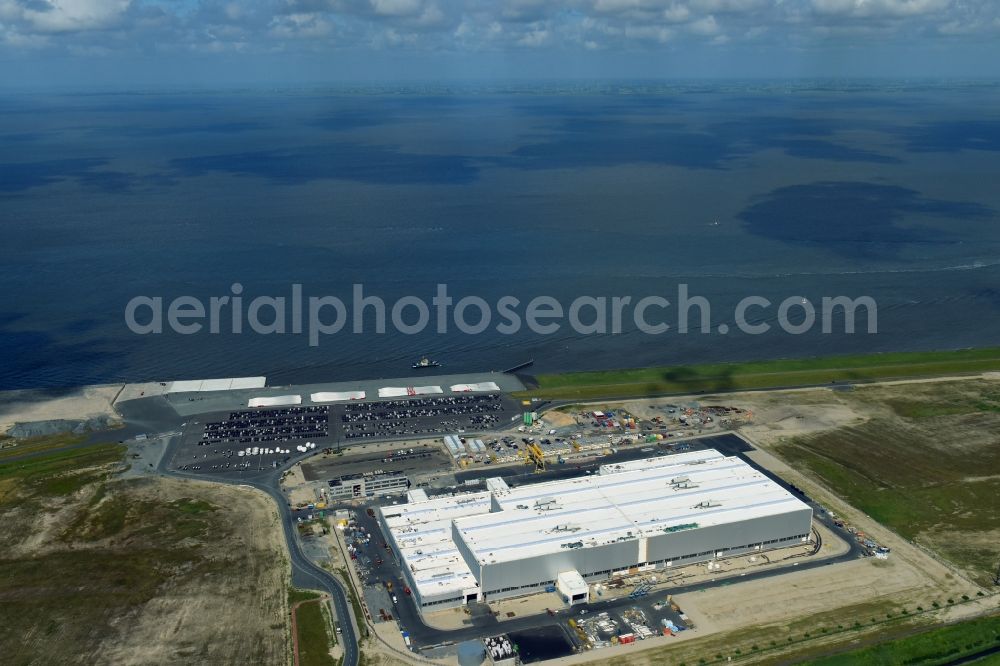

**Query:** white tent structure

left=377, top=386, right=443, bottom=398
left=311, top=391, right=366, bottom=402
left=449, top=382, right=501, bottom=392
left=247, top=395, right=302, bottom=408
left=167, top=376, right=266, bottom=393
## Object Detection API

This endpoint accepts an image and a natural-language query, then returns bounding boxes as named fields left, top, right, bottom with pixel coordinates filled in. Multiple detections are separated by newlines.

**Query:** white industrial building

left=380, top=449, right=813, bottom=613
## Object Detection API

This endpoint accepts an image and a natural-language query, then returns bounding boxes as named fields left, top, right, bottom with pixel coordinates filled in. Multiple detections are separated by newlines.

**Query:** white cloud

left=624, top=23, right=674, bottom=40
left=516, top=25, right=548, bottom=46
left=370, top=0, right=423, bottom=17
left=812, top=0, right=950, bottom=19
left=9, top=0, right=131, bottom=33
left=0, top=0, right=997, bottom=69
left=0, top=24, right=50, bottom=47
left=662, top=3, right=691, bottom=22
left=691, top=0, right=765, bottom=12
left=688, top=13, right=720, bottom=33
left=269, top=12, right=333, bottom=38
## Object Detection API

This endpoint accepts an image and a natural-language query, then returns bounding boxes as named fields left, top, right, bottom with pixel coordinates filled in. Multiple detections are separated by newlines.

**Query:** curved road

left=154, top=435, right=361, bottom=666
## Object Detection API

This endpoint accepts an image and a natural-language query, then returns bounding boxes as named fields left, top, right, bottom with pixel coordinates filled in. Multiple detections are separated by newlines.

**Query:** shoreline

left=523, top=346, right=1000, bottom=400
left=3, top=346, right=1000, bottom=438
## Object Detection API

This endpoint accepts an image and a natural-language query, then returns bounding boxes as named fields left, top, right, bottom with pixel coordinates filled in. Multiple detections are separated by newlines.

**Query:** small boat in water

left=412, top=357, right=441, bottom=369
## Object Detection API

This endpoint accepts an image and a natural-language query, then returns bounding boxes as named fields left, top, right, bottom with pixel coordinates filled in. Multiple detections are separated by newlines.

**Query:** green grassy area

left=0, top=432, right=89, bottom=461
left=521, top=347, right=1000, bottom=400
left=296, top=599, right=337, bottom=666
left=335, top=567, right=369, bottom=639
left=290, top=587, right=323, bottom=605
left=0, top=441, right=124, bottom=506
left=803, top=613, right=1000, bottom=665
left=776, top=381, right=1000, bottom=586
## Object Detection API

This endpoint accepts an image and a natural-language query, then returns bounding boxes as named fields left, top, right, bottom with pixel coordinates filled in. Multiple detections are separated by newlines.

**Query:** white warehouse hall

left=379, top=449, right=813, bottom=613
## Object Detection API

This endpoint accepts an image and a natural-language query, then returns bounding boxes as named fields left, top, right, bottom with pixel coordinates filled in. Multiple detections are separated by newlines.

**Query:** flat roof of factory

left=383, top=449, right=812, bottom=598
left=455, top=449, right=810, bottom=566
left=380, top=492, right=491, bottom=602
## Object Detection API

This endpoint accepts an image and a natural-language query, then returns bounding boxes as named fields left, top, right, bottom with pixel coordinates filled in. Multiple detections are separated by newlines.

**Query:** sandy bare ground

left=0, top=471, right=291, bottom=666
left=94, top=479, right=290, bottom=666
left=0, top=384, right=123, bottom=434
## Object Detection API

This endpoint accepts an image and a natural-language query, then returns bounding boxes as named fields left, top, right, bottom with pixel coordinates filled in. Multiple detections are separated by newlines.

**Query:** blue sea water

left=1, top=81, right=999, bottom=390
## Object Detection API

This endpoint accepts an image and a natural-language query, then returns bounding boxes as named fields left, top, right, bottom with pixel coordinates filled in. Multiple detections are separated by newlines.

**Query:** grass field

left=0, top=432, right=89, bottom=461
left=336, top=567, right=369, bottom=639
left=803, top=612, right=1000, bottom=665
left=290, top=588, right=323, bottom=605
left=296, top=598, right=338, bottom=666
left=775, top=380, right=1000, bottom=586
left=522, top=348, right=1000, bottom=400
left=0, top=440, right=124, bottom=506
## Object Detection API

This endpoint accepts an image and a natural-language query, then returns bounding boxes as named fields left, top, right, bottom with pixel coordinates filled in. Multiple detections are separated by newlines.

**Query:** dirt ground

left=543, top=410, right=580, bottom=428
left=747, top=379, right=1000, bottom=585
left=97, top=480, right=290, bottom=665
left=0, top=469, right=290, bottom=665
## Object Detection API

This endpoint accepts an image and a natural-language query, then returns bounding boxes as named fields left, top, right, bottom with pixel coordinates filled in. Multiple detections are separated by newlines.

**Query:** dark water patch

left=777, top=139, right=899, bottom=163
left=709, top=116, right=898, bottom=163
left=710, top=115, right=837, bottom=140
left=75, top=169, right=138, bottom=192
left=312, top=110, right=393, bottom=132
left=506, top=626, right=574, bottom=663
left=509, top=113, right=896, bottom=170
left=554, top=116, right=684, bottom=135
left=507, top=129, right=731, bottom=170
left=739, top=181, right=994, bottom=257
left=511, top=95, right=691, bottom=117
left=0, top=325, right=128, bottom=389
left=0, top=157, right=107, bottom=193
left=93, top=121, right=270, bottom=138
left=170, top=143, right=480, bottom=185
left=60, top=318, right=102, bottom=335
left=0, top=132, right=46, bottom=143
left=0, top=312, right=28, bottom=327
left=903, top=120, right=1000, bottom=152
left=72, top=93, right=227, bottom=113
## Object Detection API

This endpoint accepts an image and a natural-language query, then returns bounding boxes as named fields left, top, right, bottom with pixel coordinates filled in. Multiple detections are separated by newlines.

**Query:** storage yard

left=163, top=389, right=520, bottom=478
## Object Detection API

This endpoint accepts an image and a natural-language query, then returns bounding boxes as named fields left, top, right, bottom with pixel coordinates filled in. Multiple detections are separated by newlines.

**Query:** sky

left=1, top=0, right=999, bottom=86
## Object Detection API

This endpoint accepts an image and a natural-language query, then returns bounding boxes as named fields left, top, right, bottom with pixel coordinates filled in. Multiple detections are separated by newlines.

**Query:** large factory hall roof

left=380, top=491, right=490, bottom=601
left=454, top=449, right=810, bottom=566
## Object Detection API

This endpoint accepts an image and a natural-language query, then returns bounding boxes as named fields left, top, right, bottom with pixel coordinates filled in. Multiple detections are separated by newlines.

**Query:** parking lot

left=164, top=391, right=520, bottom=477
left=341, top=394, right=510, bottom=440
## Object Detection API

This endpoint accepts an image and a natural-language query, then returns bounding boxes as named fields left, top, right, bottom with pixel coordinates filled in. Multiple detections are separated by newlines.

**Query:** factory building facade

left=328, top=471, right=408, bottom=499
left=381, top=449, right=813, bottom=613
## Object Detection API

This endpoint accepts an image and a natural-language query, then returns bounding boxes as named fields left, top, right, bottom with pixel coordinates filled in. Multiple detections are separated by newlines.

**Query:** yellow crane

left=528, top=443, right=546, bottom=471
